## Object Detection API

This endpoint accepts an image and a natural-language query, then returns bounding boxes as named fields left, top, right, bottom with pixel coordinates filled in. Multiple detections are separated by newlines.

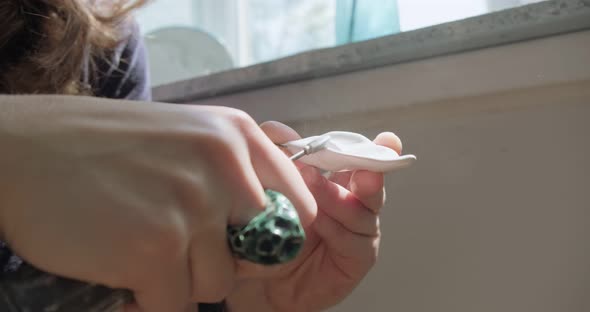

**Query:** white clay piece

left=283, top=131, right=417, bottom=172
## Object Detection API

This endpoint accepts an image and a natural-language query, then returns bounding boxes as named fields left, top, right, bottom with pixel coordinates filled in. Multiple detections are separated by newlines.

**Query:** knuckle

left=202, top=115, right=241, bottom=150
left=192, top=114, right=251, bottom=176
left=224, top=107, right=258, bottom=133
left=192, top=116, right=242, bottom=164
left=203, top=112, right=236, bottom=134
left=135, top=211, right=189, bottom=260
left=181, top=108, right=254, bottom=160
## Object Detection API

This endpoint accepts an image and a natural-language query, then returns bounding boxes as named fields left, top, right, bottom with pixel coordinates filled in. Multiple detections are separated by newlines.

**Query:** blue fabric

left=93, top=21, right=152, bottom=101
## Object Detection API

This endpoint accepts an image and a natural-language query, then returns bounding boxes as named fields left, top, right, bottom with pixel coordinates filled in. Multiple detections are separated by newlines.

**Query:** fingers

left=260, top=122, right=385, bottom=278
left=188, top=226, right=236, bottom=303
left=179, top=113, right=256, bottom=301
left=313, top=211, right=379, bottom=277
left=247, top=131, right=316, bottom=226
left=328, top=171, right=353, bottom=188
left=259, top=121, right=307, bottom=169
left=206, top=125, right=267, bottom=224
left=349, top=170, right=384, bottom=213
left=178, top=153, right=239, bottom=302
left=182, top=111, right=316, bottom=299
left=374, top=131, right=403, bottom=154
left=261, top=122, right=392, bottom=224
left=348, top=132, right=402, bottom=213
left=206, top=112, right=317, bottom=228
left=301, top=166, right=379, bottom=237
left=259, top=121, right=301, bottom=143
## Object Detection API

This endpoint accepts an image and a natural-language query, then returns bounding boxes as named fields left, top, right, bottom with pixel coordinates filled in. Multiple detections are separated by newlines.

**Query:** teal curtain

left=336, top=0, right=400, bottom=45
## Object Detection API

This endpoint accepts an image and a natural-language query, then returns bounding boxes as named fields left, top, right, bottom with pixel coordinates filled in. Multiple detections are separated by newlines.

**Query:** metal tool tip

left=306, top=135, right=331, bottom=154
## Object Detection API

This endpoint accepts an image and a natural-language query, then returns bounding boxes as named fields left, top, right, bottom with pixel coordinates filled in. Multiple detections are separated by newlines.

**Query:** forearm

left=0, top=95, right=134, bottom=311
left=0, top=95, right=90, bottom=228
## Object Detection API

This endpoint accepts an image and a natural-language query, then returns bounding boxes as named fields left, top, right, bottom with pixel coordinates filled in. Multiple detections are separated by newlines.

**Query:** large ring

left=227, top=190, right=305, bottom=265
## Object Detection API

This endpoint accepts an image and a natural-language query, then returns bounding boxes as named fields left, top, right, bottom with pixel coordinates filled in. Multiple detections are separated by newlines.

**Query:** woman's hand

left=0, top=96, right=316, bottom=312
left=226, top=121, right=403, bottom=312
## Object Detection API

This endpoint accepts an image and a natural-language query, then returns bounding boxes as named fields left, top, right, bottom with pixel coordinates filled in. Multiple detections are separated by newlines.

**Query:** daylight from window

left=136, top=0, right=546, bottom=85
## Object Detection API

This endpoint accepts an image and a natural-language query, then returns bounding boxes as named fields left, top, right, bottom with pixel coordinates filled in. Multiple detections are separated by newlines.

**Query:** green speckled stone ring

left=227, top=189, right=305, bottom=265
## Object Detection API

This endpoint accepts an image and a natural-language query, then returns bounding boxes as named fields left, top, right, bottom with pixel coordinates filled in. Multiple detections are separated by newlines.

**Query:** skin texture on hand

left=0, top=95, right=317, bottom=312
left=226, top=121, right=403, bottom=312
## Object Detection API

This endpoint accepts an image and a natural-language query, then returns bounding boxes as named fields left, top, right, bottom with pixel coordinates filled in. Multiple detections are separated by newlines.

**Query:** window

left=136, top=0, right=547, bottom=86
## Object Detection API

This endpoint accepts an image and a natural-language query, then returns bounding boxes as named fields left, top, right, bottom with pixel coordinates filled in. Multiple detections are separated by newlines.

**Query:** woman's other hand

left=226, top=121, right=402, bottom=312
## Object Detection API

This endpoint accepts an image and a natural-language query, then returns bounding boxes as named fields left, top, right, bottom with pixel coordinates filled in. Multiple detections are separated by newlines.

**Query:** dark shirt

left=93, top=21, right=152, bottom=101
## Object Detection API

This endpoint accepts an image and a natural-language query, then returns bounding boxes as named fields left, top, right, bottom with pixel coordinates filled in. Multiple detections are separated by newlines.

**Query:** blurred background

left=136, top=0, right=545, bottom=86
left=139, top=1, right=590, bottom=312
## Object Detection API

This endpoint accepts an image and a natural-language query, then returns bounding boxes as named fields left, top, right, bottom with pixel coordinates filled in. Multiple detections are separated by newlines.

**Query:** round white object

left=144, top=26, right=234, bottom=86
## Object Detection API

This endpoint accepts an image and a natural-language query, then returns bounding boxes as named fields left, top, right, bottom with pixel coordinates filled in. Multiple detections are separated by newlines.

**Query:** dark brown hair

left=0, top=0, right=145, bottom=95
